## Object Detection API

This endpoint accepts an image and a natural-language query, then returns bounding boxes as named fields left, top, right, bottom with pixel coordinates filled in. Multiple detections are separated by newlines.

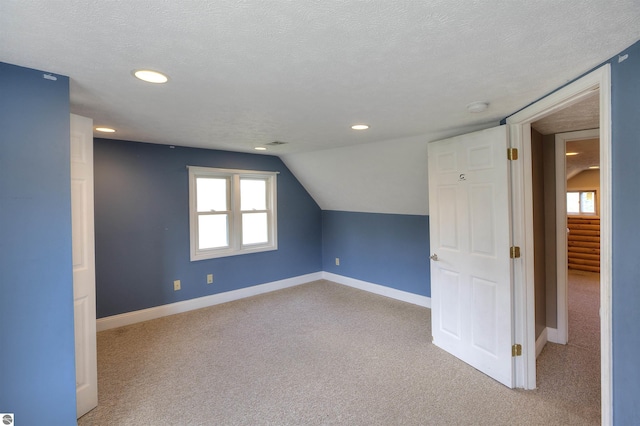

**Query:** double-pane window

left=189, top=167, right=277, bottom=260
left=567, top=190, right=597, bottom=215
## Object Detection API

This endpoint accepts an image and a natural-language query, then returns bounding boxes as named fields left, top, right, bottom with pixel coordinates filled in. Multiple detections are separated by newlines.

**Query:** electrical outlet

left=335, top=258, right=340, bottom=266
left=207, top=274, right=213, bottom=284
left=173, top=280, right=181, bottom=291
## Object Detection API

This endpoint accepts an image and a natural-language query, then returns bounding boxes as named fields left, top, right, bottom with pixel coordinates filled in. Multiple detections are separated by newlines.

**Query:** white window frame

left=188, top=166, right=278, bottom=261
left=567, top=190, right=598, bottom=216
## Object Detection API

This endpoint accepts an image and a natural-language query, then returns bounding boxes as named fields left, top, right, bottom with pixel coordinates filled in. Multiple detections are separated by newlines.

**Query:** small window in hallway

left=567, top=191, right=596, bottom=215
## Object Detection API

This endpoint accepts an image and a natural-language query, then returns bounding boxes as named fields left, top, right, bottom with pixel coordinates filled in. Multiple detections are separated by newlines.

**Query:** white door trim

left=553, top=129, right=600, bottom=346
left=506, top=64, right=612, bottom=425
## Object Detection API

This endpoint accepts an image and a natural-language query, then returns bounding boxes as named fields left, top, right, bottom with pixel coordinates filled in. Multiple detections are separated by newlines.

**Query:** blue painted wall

left=94, top=139, right=322, bottom=318
left=0, top=63, right=77, bottom=424
left=321, top=210, right=430, bottom=296
left=611, top=40, right=640, bottom=424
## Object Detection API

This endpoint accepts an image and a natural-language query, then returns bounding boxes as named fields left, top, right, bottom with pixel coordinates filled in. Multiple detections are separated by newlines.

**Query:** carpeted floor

left=79, top=274, right=600, bottom=425
left=535, top=270, right=601, bottom=423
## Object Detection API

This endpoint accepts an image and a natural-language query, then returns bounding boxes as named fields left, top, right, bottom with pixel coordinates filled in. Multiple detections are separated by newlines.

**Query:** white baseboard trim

left=535, top=327, right=548, bottom=358
left=97, top=271, right=431, bottom=332
left=322, top=272, right=431, bottom=308
left=96, top=272, right=323, bottom=331
left=546, top=327, right=564, bottom=344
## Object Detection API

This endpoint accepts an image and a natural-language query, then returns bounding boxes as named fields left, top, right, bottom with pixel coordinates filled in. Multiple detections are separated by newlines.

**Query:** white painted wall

left=282, top=134, right=429, bottom=215
left=282, top=124, right=498, bottom=215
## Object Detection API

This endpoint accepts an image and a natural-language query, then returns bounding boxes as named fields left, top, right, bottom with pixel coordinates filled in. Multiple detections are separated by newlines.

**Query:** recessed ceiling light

left=254, top=147, right=267, bottom=151
left=133, top=69, right=169, bottom=83
left=466, top=101, right=489, bottom=113
left=565, top=152, right=579, bottom=156
left=589, top=165, right=600, bottom=169
left=351, top=124, right=369, bottom=130
left=95, top=127, right=116, bottom=133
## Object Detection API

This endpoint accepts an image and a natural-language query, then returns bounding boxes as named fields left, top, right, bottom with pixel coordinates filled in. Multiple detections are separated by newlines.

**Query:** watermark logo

left=1, top=414, right=14, bottom=425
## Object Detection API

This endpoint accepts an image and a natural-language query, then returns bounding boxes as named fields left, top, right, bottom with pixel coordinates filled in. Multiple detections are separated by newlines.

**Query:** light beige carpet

left=535, top=270, right=601, bottom=422
left=79, top=277, right=600, bottom=425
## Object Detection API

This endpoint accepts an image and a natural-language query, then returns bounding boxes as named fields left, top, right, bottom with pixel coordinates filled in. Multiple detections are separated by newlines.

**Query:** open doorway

left=528, top=120, right=601, bottom=421
left=506, top=64, right=612, bottom=423
left=564, top=134, right=601, bottom=374
left=552, top=128, right=600, bottom=345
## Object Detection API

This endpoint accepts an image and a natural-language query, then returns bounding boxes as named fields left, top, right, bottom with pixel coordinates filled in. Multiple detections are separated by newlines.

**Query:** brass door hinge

left=512, top=344, right=522, bottom=357
left=507, top=148, right=518, bottom=160
left=510, top=246, right=521, bottom=259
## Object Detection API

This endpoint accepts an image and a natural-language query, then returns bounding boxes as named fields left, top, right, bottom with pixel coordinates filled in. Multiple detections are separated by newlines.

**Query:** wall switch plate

left=173, top=280, right=181, bottom=291
left=335, top=258, right=340, bottom=266
left=207, top=274, right=213, bottom=284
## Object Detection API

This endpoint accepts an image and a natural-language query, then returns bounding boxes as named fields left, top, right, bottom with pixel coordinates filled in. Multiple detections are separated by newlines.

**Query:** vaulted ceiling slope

left=2, top=2, right=639, bottom=214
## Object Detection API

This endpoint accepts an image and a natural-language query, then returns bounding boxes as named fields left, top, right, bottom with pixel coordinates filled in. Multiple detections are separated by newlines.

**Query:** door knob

left=430, top=254, right=439, bottom=261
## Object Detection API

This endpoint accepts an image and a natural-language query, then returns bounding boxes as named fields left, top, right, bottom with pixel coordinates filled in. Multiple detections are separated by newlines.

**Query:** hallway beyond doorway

left=537, top=270, right=600, bottom=424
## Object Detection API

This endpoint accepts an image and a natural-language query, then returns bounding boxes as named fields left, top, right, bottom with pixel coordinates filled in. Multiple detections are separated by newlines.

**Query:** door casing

left=552, top=128, right=600, bottom=346
left=506, top=64, right=612, bottom=425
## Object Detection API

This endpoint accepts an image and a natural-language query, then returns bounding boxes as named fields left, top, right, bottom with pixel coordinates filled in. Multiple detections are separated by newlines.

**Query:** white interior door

left=70, top=113, right=98, bottom=417
left=428, top=125, right=514, bottom=387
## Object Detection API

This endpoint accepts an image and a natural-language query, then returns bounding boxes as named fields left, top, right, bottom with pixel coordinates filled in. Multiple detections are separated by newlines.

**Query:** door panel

left=437, top=186, right=459, bottom=249
left=428, top=125, right=513, bottom=387
left=439, top=268, right=461, bottom=338
left=471, top=276, right=498, bottom=354
left=469, top=184, right=495, bottom=255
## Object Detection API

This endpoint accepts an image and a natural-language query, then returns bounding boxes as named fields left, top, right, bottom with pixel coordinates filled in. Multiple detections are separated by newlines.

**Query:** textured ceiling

left=532, top=93, right=599, bottom=136
left=566, top=138, right=600, bottom=179
left=531, top=93, right=600, bottom=179
left=1, top=1, right=639, bottom=155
